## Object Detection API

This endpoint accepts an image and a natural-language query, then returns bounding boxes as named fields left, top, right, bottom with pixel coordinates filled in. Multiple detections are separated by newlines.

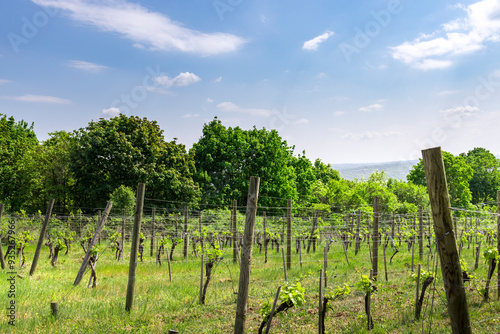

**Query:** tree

left=0, top=114, right=39, bottom=211
left=313, top=159, right=340, bottom=184
left=70, top=114, right=199, bottom=209
left=407, top=151, right=473, bottom=207
left=31, top=131, right=76, bottom=212
left=109, top=185, right=136, bottom=215
left=460, top=148, right=500, bottom=204
left=291, top=152, right=316, bottom=204
left=191, top=118, right=297, bottom=208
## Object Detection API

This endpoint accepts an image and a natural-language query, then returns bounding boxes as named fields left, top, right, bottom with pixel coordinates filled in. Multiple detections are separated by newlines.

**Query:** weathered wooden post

left=355, top=209, right=361, bottom=255
left=125, top=183, right=145, bottom=311
left=0, top=204, right=5, bottom=270
left=233, top=200, right=238, bottom=263
left=234, top=176, right=260, bottom=334
left=150, top=208, right=155, bottom=257
left=286, top=199, right=292, bottom=270
left=419, top=206, right=424, bottom=260
left=372, top=197, right=379, bottom=280
left=422, top=147, right=471, bottom=334
left=121, top=209, right=125, bottom=261
left=30, top=198, right=55, bottom=276
left=183, top=206, right=188, bottom=259
left=74, top=201, right=113, bottom=286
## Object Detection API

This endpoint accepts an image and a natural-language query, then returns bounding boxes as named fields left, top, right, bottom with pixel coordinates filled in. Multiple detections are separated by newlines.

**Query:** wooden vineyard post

left=422, top=147, right=471, bottom=334
left=282, top=248, right=288, bottom=281
left=183, top=206, right=188, bottom=259
left=323, top=245, right=328, bottom=288
left=264, top=286, right=281, bottom=334
left=150, top=208, right=155, bottom=257
left=30, top=198, right=55, bottom=276
left=263, top=212, right=268, bottom=264
left=125, top=183, right=145, bottom=312
left=233, top=200, right=238, bottom=263
left=51, top=301, right=59, bottom=318
left=372, top=197, right=379, bottom=280
left=199, top=254, right=204, bottom=304
left=318, top=269, right=324, bottom=334
left=0, top=204, right=5, bottom=270
left=74, top=201, right=113, bottom=286
left=355, top=209, right=361, bottom=255
left=234, top=176, right=260, bottom=334
left=286, top=199, right=292, bottom=270
left=419, top=206, right=424, bottom=260
left=121, top=209, right=125, bottom=261
left=497, top=190, right=500, bottom=300
left=308, top=212, right=318, bottom=253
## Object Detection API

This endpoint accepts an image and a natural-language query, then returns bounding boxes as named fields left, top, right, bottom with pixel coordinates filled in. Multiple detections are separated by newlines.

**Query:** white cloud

left=302, top=31, right=334, bottom=51
left=67, top=60, right=109, bottom=72
left=154, top=72, right=201, bottom=88
left=182, top=113, right=199, bottom=118
left=32, top=0, right=246, bottom=56
left=102, top=107, right=120, bottom=117
left=260, top=15, right=268, bottom=23
left=214, top=76, right=223, bottom=83
left=217, top=102, right=277, bottom=117
left=315, top=72, right=328, bottom=79
left=0, top=79, right=12, bottom=84
left=440, top=105, right=480, bottom=115
left=333, top=111, right=345, bottom=116
left=206, top=98, right=213, bottom=103
left=2, top=94, right=70, bottom=104
left=391, top=0, right=500, bottom=69
left=359, top=103, right=384, bottom=112
left=341, top=131, right=403, bottom=141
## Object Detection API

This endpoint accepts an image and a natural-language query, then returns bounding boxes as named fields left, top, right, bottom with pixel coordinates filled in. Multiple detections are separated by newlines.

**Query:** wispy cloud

left=102, top=107, right=120, bottom=117
left=217, top=102, right=277, bottom=117
left=2, top=94, right=70, bottom=104
left=213, top=76, right=223, bottom=83
left=391, top=0, right=500, bottom=69
left=333, top=111, right=345, bottom=116
left=32, top=0, right=246, bottom=56
left=182, top=113, right=200, bottom=118
left=67, top=60, right=109, bottom=72
left=0, top=79, right=12, bottom=84
left=359, top=103, right=384, bottom=112
left=302, top=31, right=334, bottom=51
left=154, top=72, right=201, bottom=88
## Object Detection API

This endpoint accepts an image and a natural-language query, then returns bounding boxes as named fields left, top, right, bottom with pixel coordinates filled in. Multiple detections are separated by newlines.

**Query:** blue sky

left=1, top=0, right=500, bottom=163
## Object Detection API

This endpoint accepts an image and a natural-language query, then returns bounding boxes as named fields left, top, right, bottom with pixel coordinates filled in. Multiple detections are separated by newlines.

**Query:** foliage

left=460, top=148, right=500, bottom=204
left=0, top=114, right=39, bottom=211
left=259, top=282, right=305, bottom=320
left=191, top=117, right=298, bottom=208
left=356, top=275, right=376, bottom=295
left=110, top=185, right=136, bottom=215
left=70, top=114, right=200, bottom=210
left=483, top=246, right=500, bottom=262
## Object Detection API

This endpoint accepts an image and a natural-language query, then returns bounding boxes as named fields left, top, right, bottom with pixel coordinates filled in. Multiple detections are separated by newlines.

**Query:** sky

left=1, top=0, right=500, bottom=164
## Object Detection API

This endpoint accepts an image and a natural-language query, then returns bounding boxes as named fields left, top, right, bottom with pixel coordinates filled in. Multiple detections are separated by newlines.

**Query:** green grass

left=1, top=233, right=500, bottom=333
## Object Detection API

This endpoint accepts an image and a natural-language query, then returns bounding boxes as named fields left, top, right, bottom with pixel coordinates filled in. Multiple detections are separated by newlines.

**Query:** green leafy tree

left=407, top=151, right=473, bottom=207
left=191, top=118, right=298, bottom=208
left=110, top=185, right=136, bottom=215
left=460, top=147, right=500, bottom=204
left=32, top=131, right=76, bottom=212
left=70, top=114, right=199, bottom=209
left=0, top=114, right=39, bottom=211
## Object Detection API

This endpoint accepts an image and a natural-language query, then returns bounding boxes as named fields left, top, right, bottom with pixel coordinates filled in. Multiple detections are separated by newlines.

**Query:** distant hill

left=332, top=160, right=419, bottom=181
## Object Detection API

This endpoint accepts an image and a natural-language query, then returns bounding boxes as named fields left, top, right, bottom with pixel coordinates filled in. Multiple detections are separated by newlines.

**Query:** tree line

left=1, top=113, right=499, bottom=214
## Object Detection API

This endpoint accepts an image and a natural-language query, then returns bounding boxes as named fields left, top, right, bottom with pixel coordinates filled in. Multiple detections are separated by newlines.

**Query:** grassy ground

left=1, top=233, right=500, bottom=333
